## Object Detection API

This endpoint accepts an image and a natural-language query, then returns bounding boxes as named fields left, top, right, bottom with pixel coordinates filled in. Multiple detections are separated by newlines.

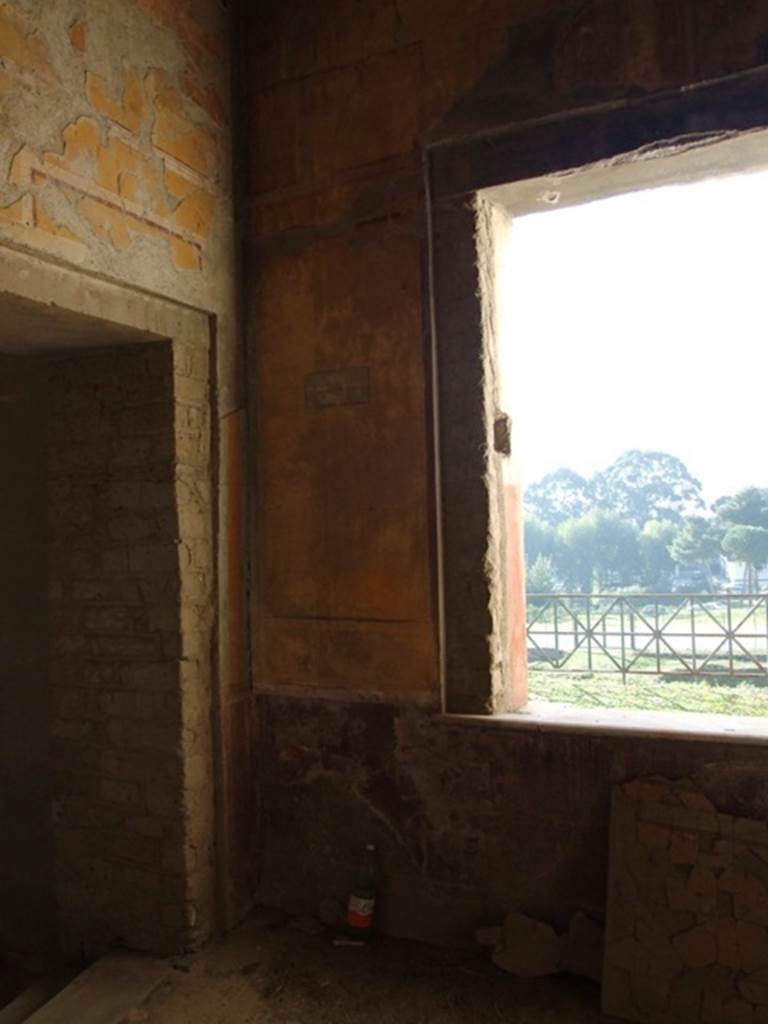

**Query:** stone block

left=610, top=936, right=650, bottom=976
left=639, top=823, right=671, bottom=849
left=632, top=970, right=672, bottom=1018
left=721, top=1000, right=754, bottom=1024
left=735, top=877, right=768, bottom=926
left=735, top=820, right=768, bottom=847
left=671, top=831, right=699, bottom=865
left=646, top=802, right=720, bottom=835
left=688, top=865, right=719, bottom=915
left=667, top=968, right=706, bottom=1019
left=492, top=912, right=561, bottom=978
left=739, top=974, right=768, bottom=1007
left=721, top=869, right=749, bottom=895
left=673, top=925, right=718, bottom=969
left=680, top=791, right=717, bottom=814
left=716, top=919, right=768, bottom=973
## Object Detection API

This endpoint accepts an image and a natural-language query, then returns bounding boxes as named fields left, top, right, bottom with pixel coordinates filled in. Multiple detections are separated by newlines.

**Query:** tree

left=557, top=512, right=641, bottom=592
left=714, top=487, right=768, bottom=530
left=592, top=514, right=642, bottom=589
left=558, top=515, right=599, bottom=593
left=524, top=517, right=559, bottom=567
left=526, top=555, right=556, bottom=602
left=525, top=468, right=593, bottom=527
left=669, top=516, right=723, bottom=591
left=639, top=519, right=677, bottom=590
left=714, top=489, right=768, bottom=590
left=593, top=450, right=704, bottom=527
left=721, top=526, right=768, bottom=592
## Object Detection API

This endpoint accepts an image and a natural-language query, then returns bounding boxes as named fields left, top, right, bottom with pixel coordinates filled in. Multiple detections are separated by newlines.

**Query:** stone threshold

left=444, top=701, right=768, bottom=746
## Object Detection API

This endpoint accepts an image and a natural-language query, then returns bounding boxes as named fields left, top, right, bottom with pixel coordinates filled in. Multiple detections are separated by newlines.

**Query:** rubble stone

left=670, top=831, right=699, bottom=866
left=673, top=925, right=717, bottom=969
left=604, top=777, right=768, bottom=1024
left=492, top=912, right=561, bottom=978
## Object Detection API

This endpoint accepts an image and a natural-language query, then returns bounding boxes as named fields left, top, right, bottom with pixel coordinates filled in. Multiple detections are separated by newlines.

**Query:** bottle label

left=346, top=895, right=375, bottom=929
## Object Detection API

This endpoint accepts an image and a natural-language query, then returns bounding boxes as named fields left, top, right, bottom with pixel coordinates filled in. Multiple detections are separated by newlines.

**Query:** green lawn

left=528, top=668, right=768, bottom=717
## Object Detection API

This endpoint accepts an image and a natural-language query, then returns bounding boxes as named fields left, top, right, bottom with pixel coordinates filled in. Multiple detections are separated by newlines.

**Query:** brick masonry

left=47, top=343, right=185, bottom=954
left=41, top=337, right=213, bottom=956
left=0, top=0, right=250, bottom=948
left=0, top=0, right=228, bottom=287
left=0, top=0, right=242, bottom=429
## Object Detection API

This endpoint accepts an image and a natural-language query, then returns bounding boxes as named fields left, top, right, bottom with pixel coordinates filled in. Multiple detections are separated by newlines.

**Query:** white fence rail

left=527, top=594, right=768, bottom=680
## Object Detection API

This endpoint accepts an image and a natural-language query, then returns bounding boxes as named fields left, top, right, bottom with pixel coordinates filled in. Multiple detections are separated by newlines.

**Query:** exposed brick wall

left=0, top=0, right=250, bottom=949
left=0, top=1, right=230, bottom=299
left=46, top=343, right=182, bottom=954
left=43, top=338, right=213, bottom=956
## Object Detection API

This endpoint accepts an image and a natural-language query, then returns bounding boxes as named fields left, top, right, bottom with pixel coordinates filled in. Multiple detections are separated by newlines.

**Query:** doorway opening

left=0, top=259, right=216, bottom=982
left=485, top=131, right=768, bottom=722
left=1, top=336, right=179, bottom=967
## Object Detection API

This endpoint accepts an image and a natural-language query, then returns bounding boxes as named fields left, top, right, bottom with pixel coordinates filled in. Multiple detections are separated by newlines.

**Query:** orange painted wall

left=505, top=483, right=529, bottom=710
left=252, top=232, right=436, bottom=699
left=245, top=0, right=768, bottom=706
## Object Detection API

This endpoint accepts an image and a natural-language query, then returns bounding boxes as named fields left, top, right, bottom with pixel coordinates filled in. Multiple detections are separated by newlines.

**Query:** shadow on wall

left=0, top=355, right=54, bottom=957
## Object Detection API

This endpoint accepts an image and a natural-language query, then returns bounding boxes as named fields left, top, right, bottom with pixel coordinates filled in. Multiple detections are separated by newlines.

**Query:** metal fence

left=527, top=594, right=768, bottom=681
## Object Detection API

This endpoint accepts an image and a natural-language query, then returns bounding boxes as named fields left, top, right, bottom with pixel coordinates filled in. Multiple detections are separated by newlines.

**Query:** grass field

left=527, top=595, right=768, bottom=716
left=528, top=667, right=768, bottom=717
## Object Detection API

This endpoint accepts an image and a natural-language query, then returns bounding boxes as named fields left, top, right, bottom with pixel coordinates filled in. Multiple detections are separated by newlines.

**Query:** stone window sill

left=444, top=700, right=768, bottom=746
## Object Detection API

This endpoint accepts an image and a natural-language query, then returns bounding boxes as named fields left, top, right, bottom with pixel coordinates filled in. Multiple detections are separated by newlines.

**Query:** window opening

left=490, top=145, right=768, bottom=719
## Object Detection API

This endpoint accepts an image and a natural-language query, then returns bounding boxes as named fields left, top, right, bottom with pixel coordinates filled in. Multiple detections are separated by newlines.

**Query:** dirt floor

left=131, top=911, right=611, bottom=1024
left=0, top=960, right=30, bottom=1009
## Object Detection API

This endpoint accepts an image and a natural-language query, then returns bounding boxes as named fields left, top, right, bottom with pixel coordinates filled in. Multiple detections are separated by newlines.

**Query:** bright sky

left=499, top=169, right=768, bottom=505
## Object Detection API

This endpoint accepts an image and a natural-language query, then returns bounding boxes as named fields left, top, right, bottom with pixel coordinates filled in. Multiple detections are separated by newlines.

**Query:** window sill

left=443, top=700, right=768, bottom=746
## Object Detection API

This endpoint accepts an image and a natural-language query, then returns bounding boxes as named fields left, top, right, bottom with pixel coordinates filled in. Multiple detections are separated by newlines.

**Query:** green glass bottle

left=346, top=844, right=377, bottom=940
